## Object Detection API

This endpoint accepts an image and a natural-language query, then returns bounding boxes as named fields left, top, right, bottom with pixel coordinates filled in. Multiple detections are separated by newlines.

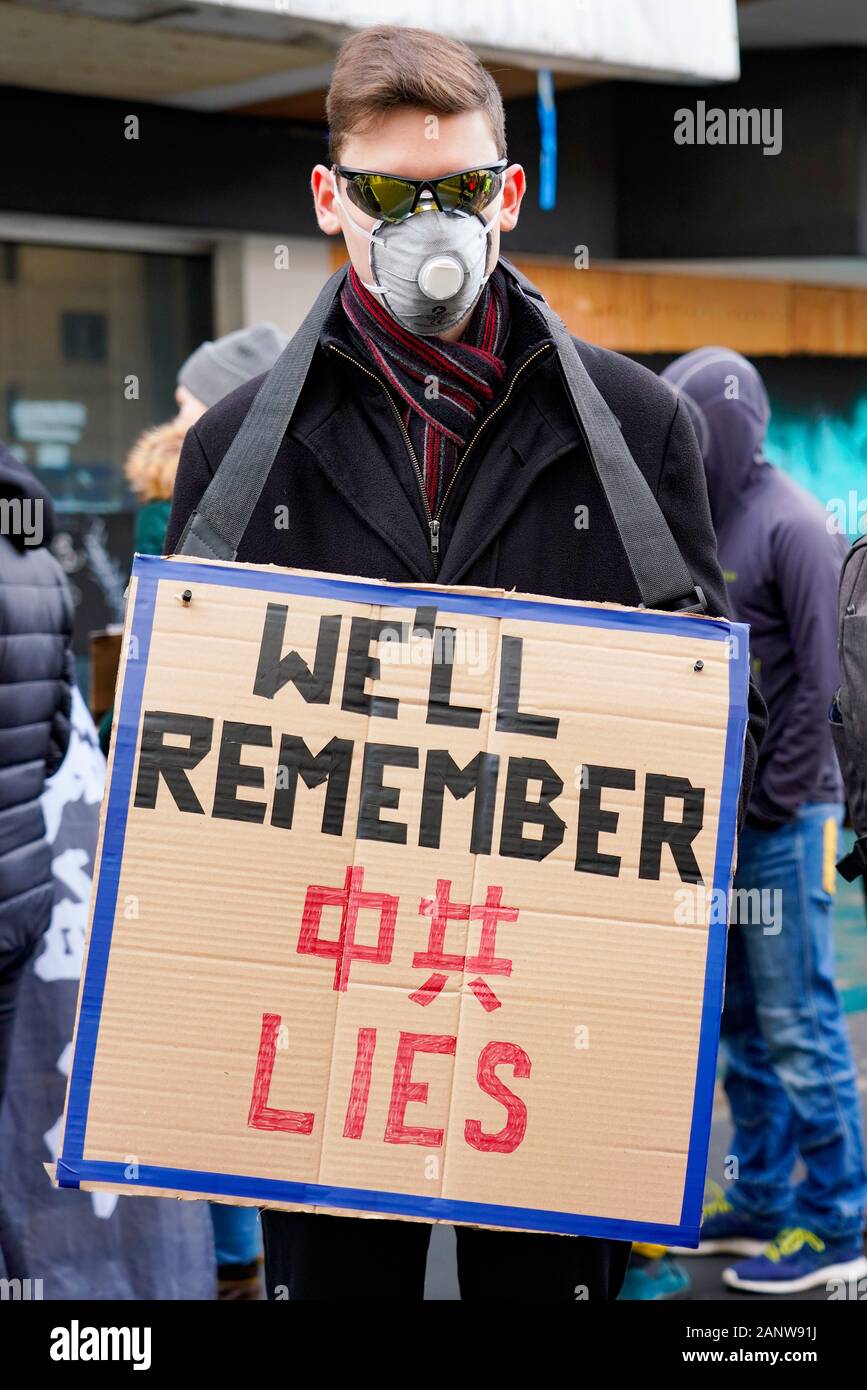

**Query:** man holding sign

left=162, top=25, right=765, bottom=1301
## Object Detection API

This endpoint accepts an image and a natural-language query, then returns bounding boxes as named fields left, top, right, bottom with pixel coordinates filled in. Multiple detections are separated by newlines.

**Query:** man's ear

left=499, top=164, right=526, bottom=233
left=311, top=164, right=342, bottom=236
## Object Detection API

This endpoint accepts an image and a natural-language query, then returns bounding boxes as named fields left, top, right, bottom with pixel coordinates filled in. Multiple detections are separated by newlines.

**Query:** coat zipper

left=328, top=340, right=552, bottom=573
left=433, top=344, right=552, bottom=537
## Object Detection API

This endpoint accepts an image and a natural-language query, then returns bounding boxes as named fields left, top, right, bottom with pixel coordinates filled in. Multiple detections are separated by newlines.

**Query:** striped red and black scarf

left=340, top=264, right=510, bottom=514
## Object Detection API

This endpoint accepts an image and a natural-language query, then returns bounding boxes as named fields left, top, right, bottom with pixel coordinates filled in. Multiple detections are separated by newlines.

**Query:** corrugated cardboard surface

left=55, top=555, right=749, bottom=1244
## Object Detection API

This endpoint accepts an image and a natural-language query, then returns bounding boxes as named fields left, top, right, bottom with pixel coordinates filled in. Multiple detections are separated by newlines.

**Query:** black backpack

left=831, top=533, right=867, bottom=881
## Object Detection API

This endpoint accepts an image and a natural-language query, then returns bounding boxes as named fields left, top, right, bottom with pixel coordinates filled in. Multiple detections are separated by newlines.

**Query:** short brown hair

left=326, top=25, right=506, bottom=164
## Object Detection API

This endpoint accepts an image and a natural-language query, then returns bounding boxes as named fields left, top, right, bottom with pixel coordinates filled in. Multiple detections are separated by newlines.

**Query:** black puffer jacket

left=0, top=443, right=74, bottom=955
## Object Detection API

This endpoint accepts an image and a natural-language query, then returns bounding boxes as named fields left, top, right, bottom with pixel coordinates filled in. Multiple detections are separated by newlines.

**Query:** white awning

left=3, top=0, right=740, bottom=110
left=198, top=0, right=741, bottom=83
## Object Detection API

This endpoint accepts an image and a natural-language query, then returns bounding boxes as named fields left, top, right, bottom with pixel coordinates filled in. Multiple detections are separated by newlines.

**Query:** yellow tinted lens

left=436, top=169, right=500, bottom=214
left=346, top=175, right=416, bottom=221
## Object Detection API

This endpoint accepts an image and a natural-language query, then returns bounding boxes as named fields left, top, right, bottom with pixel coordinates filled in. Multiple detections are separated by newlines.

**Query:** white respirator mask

left=333, top=176, right=503, bottom=335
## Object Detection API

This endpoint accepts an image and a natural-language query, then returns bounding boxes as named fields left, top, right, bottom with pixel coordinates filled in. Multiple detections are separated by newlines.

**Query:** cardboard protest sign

left=55, top=554, right=749, bottom=1245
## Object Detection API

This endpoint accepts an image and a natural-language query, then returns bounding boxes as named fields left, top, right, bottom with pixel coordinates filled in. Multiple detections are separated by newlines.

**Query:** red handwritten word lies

left=411, top=879, right=520, bottom=1011
left=248, top=1023, right=531, bottom=1154
left=297, top=864, right=398, bottom=990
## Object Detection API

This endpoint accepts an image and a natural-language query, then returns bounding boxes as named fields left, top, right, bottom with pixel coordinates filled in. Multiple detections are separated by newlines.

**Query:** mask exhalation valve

left=418, top=254, right=465, bottom=301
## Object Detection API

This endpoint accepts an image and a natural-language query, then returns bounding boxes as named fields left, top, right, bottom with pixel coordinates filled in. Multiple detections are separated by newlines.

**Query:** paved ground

left=423, top=849, right=867, bottom=1301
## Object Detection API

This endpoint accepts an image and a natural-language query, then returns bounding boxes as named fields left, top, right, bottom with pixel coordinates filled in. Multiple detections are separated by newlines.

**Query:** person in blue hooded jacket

left=662, top=347, right=866, bottom=1296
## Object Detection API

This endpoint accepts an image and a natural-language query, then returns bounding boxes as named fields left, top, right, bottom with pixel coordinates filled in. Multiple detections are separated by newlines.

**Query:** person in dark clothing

left=0, top=443, right=74, bottom=1119
left=664, top=349, right=845, bottom=828
left=662, top=347, right=866, bottom=1296
left=125, top=323, right=291, bottom=567
left=165, top=26, right=766, bottom=1302
left=99, top=323, right=290, bottom=757
left=124, top=323, right=291, bottom=563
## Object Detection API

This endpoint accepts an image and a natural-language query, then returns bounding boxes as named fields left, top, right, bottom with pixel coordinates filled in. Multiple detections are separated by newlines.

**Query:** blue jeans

left=209, top=1202, right=261, bottom=1268
left=721, top=802, right=866, bottom=1244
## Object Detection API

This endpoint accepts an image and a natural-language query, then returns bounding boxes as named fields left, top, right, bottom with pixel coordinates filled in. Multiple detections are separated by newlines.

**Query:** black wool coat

left=166, top=270, right=766, bottom=817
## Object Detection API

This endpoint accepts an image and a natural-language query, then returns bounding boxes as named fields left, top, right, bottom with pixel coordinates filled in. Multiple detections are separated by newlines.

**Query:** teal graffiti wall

left=760, top=358, right=867, bottom=539
left=640, top=354, right=867, bottom=539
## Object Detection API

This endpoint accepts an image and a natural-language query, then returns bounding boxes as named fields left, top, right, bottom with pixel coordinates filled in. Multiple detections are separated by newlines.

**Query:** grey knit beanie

left=177, top=322, right=290, bottom=407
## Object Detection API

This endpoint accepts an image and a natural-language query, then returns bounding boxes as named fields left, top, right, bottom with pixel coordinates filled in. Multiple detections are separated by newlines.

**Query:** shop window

left=61, top=311, right=108, bottom=363
left=0, top=240, right=212, bottom=676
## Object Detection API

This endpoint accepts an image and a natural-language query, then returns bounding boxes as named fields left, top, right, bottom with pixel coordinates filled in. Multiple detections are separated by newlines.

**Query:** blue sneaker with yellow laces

left=723, top=1227, right=867, bottom=1295
left=670, top=1181, right=778, bottom=1257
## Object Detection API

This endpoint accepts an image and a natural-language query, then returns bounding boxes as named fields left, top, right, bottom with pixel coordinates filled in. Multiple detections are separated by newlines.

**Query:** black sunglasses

left=334, top=161, right=507, bottom=223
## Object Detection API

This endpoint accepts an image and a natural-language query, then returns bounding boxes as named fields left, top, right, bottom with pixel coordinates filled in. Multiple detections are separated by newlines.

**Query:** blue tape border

left=59, top=555, right=750, bottom=1245
left=55, top=1158, right=692, bottom=1246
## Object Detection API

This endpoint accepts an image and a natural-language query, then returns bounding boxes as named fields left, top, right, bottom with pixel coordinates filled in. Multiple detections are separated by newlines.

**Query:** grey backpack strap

left=500, top=259, right=704, bottom=612
left=177, top=264, right=350, bottom=560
